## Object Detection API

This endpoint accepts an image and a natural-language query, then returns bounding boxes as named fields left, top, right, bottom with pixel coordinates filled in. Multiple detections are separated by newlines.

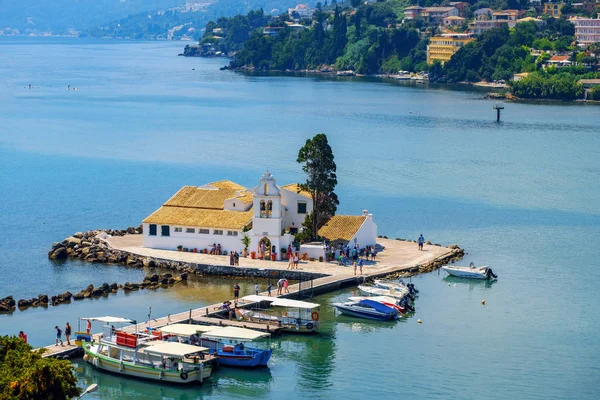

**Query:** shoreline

left=1, top=228, right=464, bottom=315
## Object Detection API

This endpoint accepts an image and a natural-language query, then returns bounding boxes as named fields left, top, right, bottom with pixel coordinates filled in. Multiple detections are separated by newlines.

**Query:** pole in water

left=493, top=103, right=504, bottom=122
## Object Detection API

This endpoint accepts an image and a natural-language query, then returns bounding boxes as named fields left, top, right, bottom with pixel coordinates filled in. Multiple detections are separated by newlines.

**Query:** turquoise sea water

left=0, top=37, right=599, bottom=399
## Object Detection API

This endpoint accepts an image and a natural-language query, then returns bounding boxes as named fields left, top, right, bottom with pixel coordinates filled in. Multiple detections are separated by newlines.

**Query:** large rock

left=73, top=292, right=85, bottom=300
left=92, top=288, right=105, bottom=297
left=180, top=273, right=188, bottom=281
left=0, top=296, right=15, bottom=308
left=17, top=299, right=31, bottom=308
left=58, top=291, right=72, bottom=301
left=38, top=294, right=48, bottom=304
left=110, top=282, right=118, bottom=290
left=49, top=247, right=68, bottom=260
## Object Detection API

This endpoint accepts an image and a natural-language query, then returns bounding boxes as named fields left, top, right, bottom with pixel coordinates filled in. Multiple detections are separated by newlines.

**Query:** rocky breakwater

left=48, top=227, right=141, bottom=262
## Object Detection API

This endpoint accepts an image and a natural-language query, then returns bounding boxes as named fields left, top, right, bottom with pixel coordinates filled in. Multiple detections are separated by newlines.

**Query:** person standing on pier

left=284, top=279, right=289, bottom=294
left=418, top=234, right=424, bottom=251
left=65, top=322, right=72, bottom=346
left=233, top=283, right=240, bottom=302
left=267, top=283, right=272, bottom=297
left=255, top=283, right=259, bottom=295
left=18, top=331, right=27, bottom=343
left=358, top=258, right=363, bottom=275
left=55, top=326, right=64, bottom=346
left=86, top=319, right=92, bottom=334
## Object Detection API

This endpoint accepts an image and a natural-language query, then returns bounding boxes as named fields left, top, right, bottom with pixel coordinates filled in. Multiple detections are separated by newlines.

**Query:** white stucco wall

left=280, top=188, right=313, bottom=230
left=223, top=198, right=252, bottom=211
left=142, top=223, right=245, bottom=253
left=349, top=215, right=377, bottom=248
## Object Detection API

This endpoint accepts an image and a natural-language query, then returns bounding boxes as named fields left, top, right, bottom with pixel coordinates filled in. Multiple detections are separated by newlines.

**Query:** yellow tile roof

left=143, top=207, right=253, bottom=230
left=281, top=183, right=312, bottom=199
left=318, top=215, right=366, bottom=244
left=164, top=181, right=248, bottom=210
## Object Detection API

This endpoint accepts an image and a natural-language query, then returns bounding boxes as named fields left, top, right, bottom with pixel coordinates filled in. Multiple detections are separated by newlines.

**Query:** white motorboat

left=81, top=316, right=216, bottom=384
left=442, top=262, right=498, bottom=280
left=357, top=285, right=410, bottom=300
left=333, top=299, right=398, bottom=321
left=348, top=296, right=414, bottom=313
left=373, top=280, right=418, bottom=298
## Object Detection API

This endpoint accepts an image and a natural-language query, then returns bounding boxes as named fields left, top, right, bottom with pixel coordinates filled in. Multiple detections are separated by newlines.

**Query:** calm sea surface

left=0, top=37, right=599, bottom=400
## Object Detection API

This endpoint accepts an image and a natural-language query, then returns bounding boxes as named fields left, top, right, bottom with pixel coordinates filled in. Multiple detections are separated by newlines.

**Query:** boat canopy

left=143, top=342, right=209, bottom=358
left=242, top=295, right=320, bottom=309
left=81, top=316, right=135, bottom=324
left=200, top=326, right=270, bottom=341
left=159, top=324, right=213, bottom=337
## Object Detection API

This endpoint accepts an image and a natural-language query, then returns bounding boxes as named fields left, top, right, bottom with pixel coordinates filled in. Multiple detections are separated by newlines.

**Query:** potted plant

left=241, top=235, right=251, bottom=254
left=250, top=251, right=256, bottom=259
left=193, top=248, right=197, bottom=253
left=243, top=248, right=248, bottom=257
left=271, top=252, right=277, bottom=261
left=177, top=245, right=183, bottom=252
left=302, top=253, right=307, bottom=261
left=319, top=256, right=324, bottom=262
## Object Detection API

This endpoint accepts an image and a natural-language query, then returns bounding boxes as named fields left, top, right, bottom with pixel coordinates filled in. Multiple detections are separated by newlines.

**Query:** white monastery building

left=142, top=171, right=377, bottom=260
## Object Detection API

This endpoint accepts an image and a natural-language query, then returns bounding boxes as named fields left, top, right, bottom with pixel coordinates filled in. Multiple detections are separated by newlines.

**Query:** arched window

left=264, top=183, right=269, bottom=195
left=267, top=200, right=273, bottom=217
left=260, top=200, right=266, bottom=217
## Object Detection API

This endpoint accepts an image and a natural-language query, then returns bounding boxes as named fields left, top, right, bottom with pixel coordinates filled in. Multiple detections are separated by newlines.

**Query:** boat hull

left=216, top=349, right=272, bottom=368
left=83, top=346, right=212, bottom=384
left=334, top=304, right=397, bottom=321
left=442, top=266, right=488, bottom=280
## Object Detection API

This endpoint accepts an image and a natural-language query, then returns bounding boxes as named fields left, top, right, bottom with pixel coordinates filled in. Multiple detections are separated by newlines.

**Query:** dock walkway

left=38, top=238, right=460, bottom=358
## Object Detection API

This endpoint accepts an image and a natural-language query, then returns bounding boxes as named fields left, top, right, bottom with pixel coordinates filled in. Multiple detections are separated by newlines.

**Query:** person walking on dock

left=65, top=322, right=72, bottom=346
left=86, top=319, right=92, bottom=334
left=18, top=331, right=27, bottom=343
left=233, top=283, right=240, bottom=302
left=55, top=326, right=64, bottom=346
left=277, top=278, right=284, bottom=295
left=255, top=283, right=259, bottom=295
left=267, top=283, right=272, bottom=297
left=418, top=234, right=424, bottom=251
left=283, top=279, right=289, bottom=294
left=358, top=258, right=363, bottom=275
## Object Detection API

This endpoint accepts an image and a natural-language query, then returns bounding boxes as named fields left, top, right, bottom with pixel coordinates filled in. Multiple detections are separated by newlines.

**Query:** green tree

left=0, top=336, right=81, bottom=399
left=297, top=134, right=339, bottom=238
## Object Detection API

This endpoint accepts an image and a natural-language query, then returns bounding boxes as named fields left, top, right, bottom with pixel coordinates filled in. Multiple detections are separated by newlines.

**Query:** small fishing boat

left=237, top=295, right=321, bottom=333
left=357, top=285, right=410, bottom=300
left=81, top=316, right=216, bottom=384
left=159, top=324, right=272, bottom=368
left=333, top=299, right=398, bottom=321
left=348, top=296, right=414, bottom=313
left=442, top=262, right=498, bottom=280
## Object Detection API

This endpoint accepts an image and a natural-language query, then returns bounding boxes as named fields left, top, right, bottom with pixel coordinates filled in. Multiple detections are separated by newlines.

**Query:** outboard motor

left=407, top=283, right=419, bottom=295
left=485, top=268, right=498, bottom=279
left=399, top=297, right=414, bottom=313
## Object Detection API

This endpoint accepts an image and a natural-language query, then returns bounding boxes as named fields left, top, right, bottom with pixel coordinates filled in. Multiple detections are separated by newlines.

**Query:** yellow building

left=543, top=3, right=564, bottom=17
left=427, top=34, right=474, bottom=65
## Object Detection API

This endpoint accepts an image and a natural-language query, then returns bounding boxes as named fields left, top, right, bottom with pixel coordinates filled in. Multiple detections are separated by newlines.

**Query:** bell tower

left=251, top=171, right=283, bottom=241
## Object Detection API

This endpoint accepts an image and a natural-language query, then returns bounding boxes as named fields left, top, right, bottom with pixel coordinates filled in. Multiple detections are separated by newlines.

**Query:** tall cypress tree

left=297, top=133, right=339, bottom=238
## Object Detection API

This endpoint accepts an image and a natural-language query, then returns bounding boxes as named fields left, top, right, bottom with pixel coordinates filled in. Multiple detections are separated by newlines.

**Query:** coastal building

left=443, top=16, right=465, bottom=26
left=404, top=6, right=459, bottom=23
left=449, top=2, right=470, bottom=17
left=263, top=26, right=284, bottom=37
left=512, top=72, right=530, bottom=81
left=516, top=17, right=546, bottom=28
left=491, top=10, right=521, bottom=28
left=427, top=34, right=474, bottom=64
left=571, top=16, right=600, bottom=45
left=546, top=55, right=572, bottom=68
left=473, top=8, right=493, bottom=20
left=142, top=172, right=377, bottom=260
left=543, top=2, right=565, bottom=17
left=288, top=4, right=315, bottom=19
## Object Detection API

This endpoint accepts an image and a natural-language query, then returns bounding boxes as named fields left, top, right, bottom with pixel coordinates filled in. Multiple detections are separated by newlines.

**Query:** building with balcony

left=543, top=2, right=565, bottom=17
left=427, top=34, right=474, bottom=64
left=571, top=16, right=600, bottom=45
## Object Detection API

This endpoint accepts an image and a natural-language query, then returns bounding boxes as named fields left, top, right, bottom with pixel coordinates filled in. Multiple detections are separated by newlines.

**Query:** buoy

left=417, top=319, right=422, bottom=324
left=481, top=300, right=486, bottom=305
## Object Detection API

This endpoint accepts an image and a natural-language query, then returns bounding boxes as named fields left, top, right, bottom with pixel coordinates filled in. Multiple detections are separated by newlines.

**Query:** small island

left=184, top=2, right=600, bottom=101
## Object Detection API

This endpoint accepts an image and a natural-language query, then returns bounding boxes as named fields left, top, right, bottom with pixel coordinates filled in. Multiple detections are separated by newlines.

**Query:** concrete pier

left=38, top=235, right=462, bottom=358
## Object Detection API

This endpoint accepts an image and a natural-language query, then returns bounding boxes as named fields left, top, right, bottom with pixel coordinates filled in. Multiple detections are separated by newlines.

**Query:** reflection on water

left=442, top=275, right=497, bottom=290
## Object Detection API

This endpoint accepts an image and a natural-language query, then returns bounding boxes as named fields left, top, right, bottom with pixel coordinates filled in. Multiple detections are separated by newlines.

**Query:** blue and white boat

left=333, top=299, right=398, bottom=321
left=159, top=324, right=272, bottom=368
left=198, top=326, right=272, bottom=368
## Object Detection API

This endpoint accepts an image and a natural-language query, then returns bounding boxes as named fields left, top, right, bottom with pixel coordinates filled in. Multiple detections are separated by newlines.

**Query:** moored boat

left=159, top=324, right=272, bottom=368
left=348, top=296, right=414, bottom=313
left=357, top=285, right=410, bottom=301
left=442, top=262, right=498, bottom=280
left=81, top=317, right=216, bottom=384
left=237, top=295, right=321, bottom=333
left=333, top=299, right=398, bottom=321
left=373, top=279, right=418, bottom=298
